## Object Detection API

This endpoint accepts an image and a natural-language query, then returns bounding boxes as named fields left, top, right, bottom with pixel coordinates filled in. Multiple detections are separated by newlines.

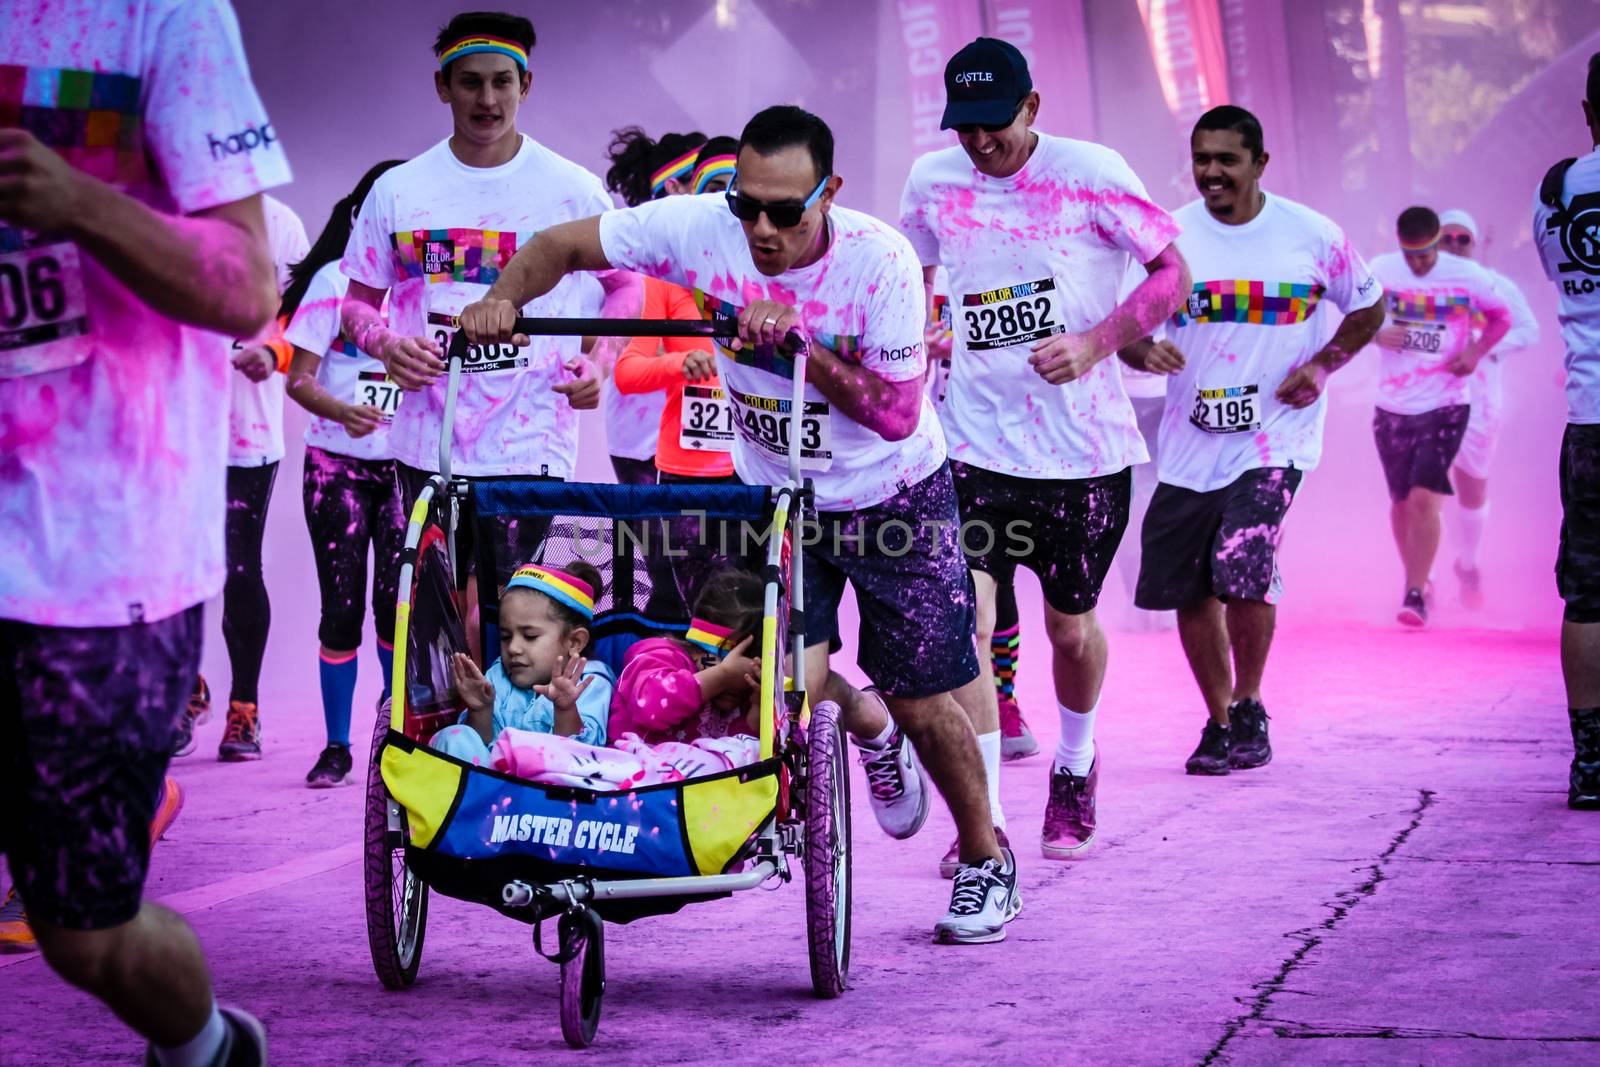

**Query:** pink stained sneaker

left=939, top=826, right=1011, bottom=879
left=1041, top=748, right=1099, bottom=860
left=998, top=697, right=1039, bottom=761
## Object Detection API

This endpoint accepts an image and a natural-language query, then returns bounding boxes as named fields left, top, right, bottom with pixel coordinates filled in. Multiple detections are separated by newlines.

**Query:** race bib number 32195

left=960, top=277, right=1063, bottom=351
left=1190, top=384, right=1261, bottom=435
left=0, top=239, right=92, bottom=378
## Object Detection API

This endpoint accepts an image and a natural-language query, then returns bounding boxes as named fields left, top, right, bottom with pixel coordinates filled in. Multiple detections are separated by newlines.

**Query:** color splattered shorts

left=803, top=463, right=980, bottom=699
left=951, top=461, right=1132, bottom=615
left=1373, top=404, right=1470, bottom=503
left=0, top=606, right=200, bottom=930
left=1135, top=467, right=1304, bottom=610
left=1558, top=423, right=1600, bottom=625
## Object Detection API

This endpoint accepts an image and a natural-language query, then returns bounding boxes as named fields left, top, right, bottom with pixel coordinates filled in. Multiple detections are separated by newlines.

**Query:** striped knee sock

left=990, top=624, right=1020, bottom=703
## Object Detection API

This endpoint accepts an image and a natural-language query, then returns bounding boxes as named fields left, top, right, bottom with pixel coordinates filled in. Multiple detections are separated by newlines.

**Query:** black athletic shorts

left=1558, top=423, right=1600, bottom=624
left=1373, top=405, right=1470, bottom=503
left=0, top=606, right=200, bottom=930
left=804, top=463, right=980, bottom=699
left=395, top=461, right=557, bottom=589
left=1135, top=467, right=1304, bottom=610
left=951, top=461, right=1132, bottom=615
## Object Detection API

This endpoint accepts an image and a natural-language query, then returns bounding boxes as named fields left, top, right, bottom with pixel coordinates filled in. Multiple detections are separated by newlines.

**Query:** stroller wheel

left=803, top=699, right=851, bottom=998
left=559, top=909, right=606, bottom=1048
left=363, top=700, right=429, bottom=989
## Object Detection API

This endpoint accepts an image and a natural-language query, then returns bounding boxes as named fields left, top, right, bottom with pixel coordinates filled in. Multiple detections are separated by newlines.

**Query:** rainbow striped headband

left=438, top=35, right=528, bottom=71
left=693, top=154, right=737, bottom=194
left=651, top=147, right=701, bottom=196
left=685, top=618, right=735, bottom=658
left=1400, top=233, right=1440, bottom=253
left=506, top=565, right=594, bottom=621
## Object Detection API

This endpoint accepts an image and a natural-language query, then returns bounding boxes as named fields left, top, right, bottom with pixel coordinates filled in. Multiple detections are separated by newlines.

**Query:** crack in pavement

left=1197, top=789, right=1437, bottom=1067
left=1267, top=1022, right=1600, bottom=1042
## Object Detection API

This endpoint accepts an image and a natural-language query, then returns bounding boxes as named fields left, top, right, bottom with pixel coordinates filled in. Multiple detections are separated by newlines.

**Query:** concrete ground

left=2, top=620, right=1596, bottom=1065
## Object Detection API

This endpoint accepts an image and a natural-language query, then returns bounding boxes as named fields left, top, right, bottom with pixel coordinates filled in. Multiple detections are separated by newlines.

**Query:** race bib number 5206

left=1396, top=319, right=1446, bottom=355
left=1191, top=384, right=1261, bottom=435
left=960, top=277, right=1063, bottom=351
left=0, top=239, right=92, bottom=378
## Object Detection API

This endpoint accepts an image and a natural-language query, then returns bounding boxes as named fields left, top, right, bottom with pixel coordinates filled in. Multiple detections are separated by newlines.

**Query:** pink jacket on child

left=609, top=637, right=750, bottom=745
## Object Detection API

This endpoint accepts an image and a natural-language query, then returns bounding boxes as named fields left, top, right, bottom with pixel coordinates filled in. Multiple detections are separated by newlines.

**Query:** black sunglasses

left=725, top=175, right=830, bottom=229
left=1440, top=233, right=1474, bottom=247
left=953, top=100, right=1025, bottom=136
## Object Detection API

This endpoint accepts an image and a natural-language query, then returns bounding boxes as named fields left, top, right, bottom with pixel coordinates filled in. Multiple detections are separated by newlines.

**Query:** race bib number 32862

left=960, top=277, right=1063, bottom=351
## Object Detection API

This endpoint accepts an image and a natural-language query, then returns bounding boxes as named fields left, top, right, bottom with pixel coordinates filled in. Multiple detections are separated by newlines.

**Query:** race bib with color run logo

left=1190, top=384, right=1261, bottom=435
left=677, top=384, right=734, bottom=453
left=425, top=307, right=527, bottom=375
left=959, top=277, right=1064, bottom=351
left=1395, top=319, right=1448, bottom=355
left=355, top=370, right=402, bottom=422
left=727, top=388, right=832, bottom=470
left=0, top=236, right=92, bottom=378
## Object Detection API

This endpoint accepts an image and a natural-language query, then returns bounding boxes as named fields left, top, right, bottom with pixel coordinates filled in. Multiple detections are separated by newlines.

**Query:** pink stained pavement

left=0, top=621, right=1594, bottom=1065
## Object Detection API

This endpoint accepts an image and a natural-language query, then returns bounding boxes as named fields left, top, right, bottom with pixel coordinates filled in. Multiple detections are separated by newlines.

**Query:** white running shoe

left=934, top=847, right=1022, bottom=945
left=852, top=692, right=929, bottom=840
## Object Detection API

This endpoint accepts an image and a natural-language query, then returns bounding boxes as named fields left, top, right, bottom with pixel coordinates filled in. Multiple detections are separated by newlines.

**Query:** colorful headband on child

left=1399, top=234, right=1440, bottom=253
left=650, top=147, right=701, bottom=196
left=438, top=35, right=529, bottom=72
left=685, top=618, right=735, bottom=658
left=506, top=565, right=595, bottom=621
left=692, top=154, right=737, bottom=194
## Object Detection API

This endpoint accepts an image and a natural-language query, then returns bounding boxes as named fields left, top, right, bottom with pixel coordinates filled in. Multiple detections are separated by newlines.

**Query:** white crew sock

left=154, top=1005, right=228, bottom=1067
left=1453, top=502, right=1489, bottom=570
left=977, top=730, right=1007, bottom=830
left=1055, top=700, right=1099, bottom=777
left=854, top=692, right=896, bottom=749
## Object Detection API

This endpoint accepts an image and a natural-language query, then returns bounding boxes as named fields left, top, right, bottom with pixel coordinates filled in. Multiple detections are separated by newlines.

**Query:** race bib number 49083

left=728, top=388, right=832, bottom=470
left=425, top=310, right=527, bottom=374
left=1190, top=384, right=1261, bottom=435
left=678, top=384, right=735, bottom=452
left=960, top=277, right=1063, bottom=351
left=0, top=239, right=92, bottom=378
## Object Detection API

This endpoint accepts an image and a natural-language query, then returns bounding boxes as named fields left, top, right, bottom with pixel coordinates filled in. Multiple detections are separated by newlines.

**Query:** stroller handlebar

left=443, top=317, right=808, bottom=361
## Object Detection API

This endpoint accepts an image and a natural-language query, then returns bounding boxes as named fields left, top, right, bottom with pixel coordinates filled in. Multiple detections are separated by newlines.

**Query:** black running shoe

left=1398, top=587, right=1427, bottom=627
left=1570, top=707, right=1600, bottom=811
left=305, top=743, right=354, bottom=788
left=1185, top=720, right=1231, bottom=776
left=1227, top=699, right=1272, bottom=770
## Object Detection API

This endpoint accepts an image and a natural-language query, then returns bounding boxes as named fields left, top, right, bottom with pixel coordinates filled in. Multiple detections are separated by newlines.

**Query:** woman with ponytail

left=280, top=160, right=406, bottom=788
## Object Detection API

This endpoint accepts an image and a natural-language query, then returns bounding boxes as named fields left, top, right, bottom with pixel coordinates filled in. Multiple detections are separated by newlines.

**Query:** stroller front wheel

left=363, top=701, right=429, bottom=989
left=558, top=908, right=606, bottom=1048
left=803, top=699, right=851, bottom=998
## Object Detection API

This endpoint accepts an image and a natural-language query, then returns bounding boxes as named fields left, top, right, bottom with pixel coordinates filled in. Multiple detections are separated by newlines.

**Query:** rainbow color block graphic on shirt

left=1385, top=289, right=1474, bottom=322
left=690, top=287, right=861, bottom=379
left=1173, top=280, right=1326, bottom=327
left=0, top=64, right=148, bottom=187
left=390, top=229, right=529, bottom=285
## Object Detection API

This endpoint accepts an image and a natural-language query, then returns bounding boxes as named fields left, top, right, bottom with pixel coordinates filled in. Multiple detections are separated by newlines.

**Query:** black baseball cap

left=940, top=37, right=1032, bottom=130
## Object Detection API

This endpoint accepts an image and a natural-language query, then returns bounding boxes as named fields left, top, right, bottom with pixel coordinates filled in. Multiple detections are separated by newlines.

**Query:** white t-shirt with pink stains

left=898, top=134, right=1178, bottom=479
left=284, top=262, right=397, bottom=462
left=0, top=0, right=290, bottom=628
left=341, top=136, right=612, bottom=478
left=1368, top=251, right=1510, bottom=416
left=227, top=193, right=308, bottom=466
left=599, top=195, right=943, bottom=511
left=1155, top=195, right=1382, bottom=492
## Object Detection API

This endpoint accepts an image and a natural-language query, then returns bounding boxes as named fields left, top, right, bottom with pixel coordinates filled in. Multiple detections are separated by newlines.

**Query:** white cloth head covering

left=1438, top=208, right=1479, bottom=239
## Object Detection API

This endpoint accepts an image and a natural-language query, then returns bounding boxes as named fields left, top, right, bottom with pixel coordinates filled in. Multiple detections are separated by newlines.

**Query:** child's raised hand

left=451, top=652, right=495, bottom=713
left=718, top=635, right=759, bottom=683
left=535, top=653, right=594, bottom=713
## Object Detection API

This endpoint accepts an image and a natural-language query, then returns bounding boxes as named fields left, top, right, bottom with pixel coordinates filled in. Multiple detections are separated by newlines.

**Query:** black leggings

left=303, top=447, right=404, bottom=651
left=223, top=462, right=278, bottom=704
